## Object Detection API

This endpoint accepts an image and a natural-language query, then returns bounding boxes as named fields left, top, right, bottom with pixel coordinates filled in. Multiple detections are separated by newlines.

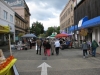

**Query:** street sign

left=37, top=62, right=51, bottom=75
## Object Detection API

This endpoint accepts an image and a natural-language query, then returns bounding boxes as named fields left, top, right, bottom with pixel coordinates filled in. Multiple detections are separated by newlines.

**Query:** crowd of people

left=82, top=40, right=99, bottom=58
left=35, top=38, right=99, bottom=58
left=36, top=38, right=60, bottom=56
left=17, top=37, right=99, bottom=58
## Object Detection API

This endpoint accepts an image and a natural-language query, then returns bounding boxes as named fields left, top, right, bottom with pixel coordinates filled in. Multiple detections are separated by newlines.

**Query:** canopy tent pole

left=9, top=34, right=12, bottom=56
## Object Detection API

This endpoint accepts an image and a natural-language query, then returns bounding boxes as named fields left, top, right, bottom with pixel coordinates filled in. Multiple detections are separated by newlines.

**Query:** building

left=73, top=0, right=100, bottom=44
left=4, top=0, right=31, bottom=41
left=15, top=12, right=27, bottom=40
left=0, top=0, right=15, bottom=42
left=60, top=0, right=74, bottom=33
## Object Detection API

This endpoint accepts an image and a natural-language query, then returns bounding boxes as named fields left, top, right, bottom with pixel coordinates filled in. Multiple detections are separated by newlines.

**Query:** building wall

left=12, top=7, right=25, bottom=19
left=4, top=0, right=31, bottom=33
left=15, top=13, right=26, bottom=33
left=60, top=0, right=74, bottom=31
left=0, top=0, right=15, bottom=41
left=74, top=0, right=100, bottom=25
left=74, top=0, right=100, bottom=43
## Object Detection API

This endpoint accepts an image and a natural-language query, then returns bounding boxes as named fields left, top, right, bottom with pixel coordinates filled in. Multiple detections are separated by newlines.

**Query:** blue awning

left=82, top=16, right=100, bottom=28
left=69, top=25, right=78, bottom=31
left=78, top=16, right=88, bottom=28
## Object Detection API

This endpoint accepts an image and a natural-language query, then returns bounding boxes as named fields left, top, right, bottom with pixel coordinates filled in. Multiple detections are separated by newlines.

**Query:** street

left=9, top=48, right=100, bottom=75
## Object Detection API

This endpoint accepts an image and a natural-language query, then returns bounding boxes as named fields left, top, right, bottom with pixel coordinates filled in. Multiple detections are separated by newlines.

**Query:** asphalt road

left=9, top=48, right=100, bottom=75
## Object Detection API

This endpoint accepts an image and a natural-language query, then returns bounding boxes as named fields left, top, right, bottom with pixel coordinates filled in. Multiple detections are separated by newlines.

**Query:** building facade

left=60, top=0, right=74, bottom=33
left=0, top=0, right=15, bottom=41
left=74, top=0, right=100, bottom=44
left=15, top=12, right=26, bottom=40
left=4, top=0, right=31, bottom=41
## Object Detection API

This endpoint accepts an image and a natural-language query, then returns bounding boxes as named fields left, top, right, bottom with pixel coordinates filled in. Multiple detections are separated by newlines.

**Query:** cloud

left=26, top=0, right=69, bottom=30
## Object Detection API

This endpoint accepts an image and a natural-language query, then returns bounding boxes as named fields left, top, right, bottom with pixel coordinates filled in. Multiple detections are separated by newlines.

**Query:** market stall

left=0, top=55, right=17, bottom=75
left=0, top=25, right=17, bottom=75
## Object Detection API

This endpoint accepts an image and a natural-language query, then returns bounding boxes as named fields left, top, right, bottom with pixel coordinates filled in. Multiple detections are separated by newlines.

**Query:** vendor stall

left=0, top=25, right=18, bottom=75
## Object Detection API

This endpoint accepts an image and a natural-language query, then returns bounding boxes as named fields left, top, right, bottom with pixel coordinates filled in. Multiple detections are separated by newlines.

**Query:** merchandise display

left=0, top=49, right=6, bottom=64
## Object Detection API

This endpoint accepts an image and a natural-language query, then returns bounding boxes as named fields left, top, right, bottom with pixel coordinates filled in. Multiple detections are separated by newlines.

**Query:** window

left=4, top=10, right=8, bottom=20
left=71, top=4, right=73, bottom=11
left=10, top=14, right=13, bottom=22
left=71, top=16, right=73, bottom=23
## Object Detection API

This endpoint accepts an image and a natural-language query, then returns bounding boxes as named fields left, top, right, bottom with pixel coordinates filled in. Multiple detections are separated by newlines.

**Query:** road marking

left=37, top=62, right=51, bottom=75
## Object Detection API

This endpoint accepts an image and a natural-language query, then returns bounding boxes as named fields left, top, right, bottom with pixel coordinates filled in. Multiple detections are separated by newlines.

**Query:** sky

left=25, top=0, right=69, bottom=30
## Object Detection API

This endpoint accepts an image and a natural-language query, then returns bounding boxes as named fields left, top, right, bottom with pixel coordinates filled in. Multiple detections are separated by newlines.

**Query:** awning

left=0, top=25, right=10, bottom=33
left=69, top=25, right=78, bottom=31
left=82, top=16, right=100, bottom=28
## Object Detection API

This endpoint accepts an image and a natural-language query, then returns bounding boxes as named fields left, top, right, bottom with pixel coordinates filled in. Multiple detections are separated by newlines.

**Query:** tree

left=46, top=27, right=54, bottom=36
left=30, top=21, right=44, bottom=36
left=56, top=26, right=60, bottom=34
left=45, top=26, right=60, bottom=37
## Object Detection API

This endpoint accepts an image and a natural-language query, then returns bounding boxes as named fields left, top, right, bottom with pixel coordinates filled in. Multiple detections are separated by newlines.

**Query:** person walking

left=82, top=40, right=88, bottom=58
left=43, top=40, right=47, bottom=55
left=36, top=38, right=42, bottom=55
left=45, top=40, right=51, bottom=56
left=91, top=40, right=99, bottom=57
left=50, top=39, right=55, bottom=55
left=87, top=40, right=92, bottom=55
left=54, top=39, right=60, bottom=55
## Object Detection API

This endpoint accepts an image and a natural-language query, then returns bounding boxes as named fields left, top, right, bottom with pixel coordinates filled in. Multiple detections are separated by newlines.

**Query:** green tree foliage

left=45, top=26, right=60, bottom=37
left=56, top=26, right=60, bottom=34
left=46, top=27, right=54, bottom=36
left=38, top=33, right=46, bottom=38
left=30, top=21, right=44, bottom=36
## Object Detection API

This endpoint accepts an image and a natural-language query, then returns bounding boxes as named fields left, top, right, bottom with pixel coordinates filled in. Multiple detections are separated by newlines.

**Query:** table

left=15, top=44, right=26, bottom=50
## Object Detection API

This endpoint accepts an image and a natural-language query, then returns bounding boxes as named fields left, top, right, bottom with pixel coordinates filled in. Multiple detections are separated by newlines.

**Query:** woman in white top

left=54, top=39, right=60, bottom=55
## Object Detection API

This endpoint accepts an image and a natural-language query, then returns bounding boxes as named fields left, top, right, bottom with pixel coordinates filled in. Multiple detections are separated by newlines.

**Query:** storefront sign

left=4, top=0, right=24, bottom=7
left=79, top=29, right=88, bottom=36
left=78, top=19, right=83, bottom=27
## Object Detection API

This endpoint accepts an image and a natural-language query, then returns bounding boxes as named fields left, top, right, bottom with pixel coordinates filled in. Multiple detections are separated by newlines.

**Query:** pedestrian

left=36, top=38, right=42, bottom=55
left=82, top=40, right=88, bottom=58
left=43, top=40, right=47, bottom=55
left=45, top=40, right=51, bottom=56
left=29, top=39, right=32, bottom=49
left=87, top=40, right=92, bottom=55
left=50, top=39, right=55, bottom=55
left=54, top=39, right=60, bottom=55
left=91, top=40, right=99, bottom=57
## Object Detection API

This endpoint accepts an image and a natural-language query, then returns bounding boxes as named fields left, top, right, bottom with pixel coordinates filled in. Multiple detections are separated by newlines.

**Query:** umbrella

left=55, top=33, right=68, bottom=38
left=50, top=34, right=56, bottom=37
left=21, top=33, right=36, bottom=38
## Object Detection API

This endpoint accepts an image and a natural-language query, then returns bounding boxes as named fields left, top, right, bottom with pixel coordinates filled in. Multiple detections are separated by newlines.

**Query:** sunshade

left=55, top=33, right=68, bottom=38
left=0, top=25, right=12, bottom=56
left=0, top=25, right=10, bottom=33
left=50, top=34, right=56, bottom=37
left=22, top=33, right=36, bottom=38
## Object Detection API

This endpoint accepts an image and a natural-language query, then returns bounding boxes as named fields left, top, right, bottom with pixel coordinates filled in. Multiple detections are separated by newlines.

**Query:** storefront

left=70, top=16, right=100, bottom=44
